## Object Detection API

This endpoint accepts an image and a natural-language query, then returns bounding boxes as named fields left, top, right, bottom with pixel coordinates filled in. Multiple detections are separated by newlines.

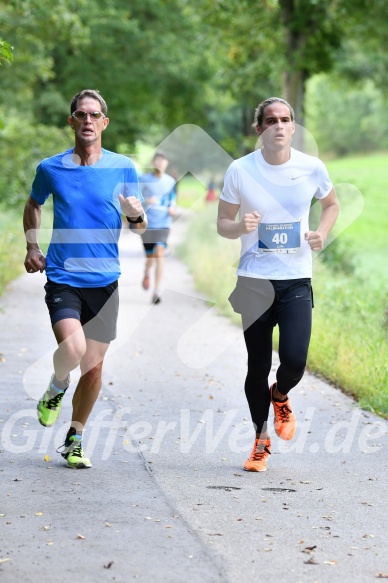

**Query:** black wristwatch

left=127, top=214, right=144, bottom=224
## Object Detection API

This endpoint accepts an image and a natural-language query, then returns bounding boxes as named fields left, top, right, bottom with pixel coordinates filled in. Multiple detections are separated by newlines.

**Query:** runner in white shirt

left=217, top=97, right=339, bottom=472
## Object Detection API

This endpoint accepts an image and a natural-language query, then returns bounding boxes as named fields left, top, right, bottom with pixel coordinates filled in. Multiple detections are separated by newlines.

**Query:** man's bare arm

left=305, top=188, right=340, bottom=251
left=217, top=199, right=261, bottom=240
left=23, top=196, right=46, bottom=273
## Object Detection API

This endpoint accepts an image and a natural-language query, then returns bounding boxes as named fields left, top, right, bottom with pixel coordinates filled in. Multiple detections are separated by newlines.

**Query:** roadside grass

left=0, top=209, right=25, bottom=296
left=0, top=203, right=52, bottom=297
left=308, top=260, right=387, bottom=415
left=176, top=175, right=208, bottom=209
left=177, top=153, right=388, bottom=418
left=325, top=152, right=388, bottom=282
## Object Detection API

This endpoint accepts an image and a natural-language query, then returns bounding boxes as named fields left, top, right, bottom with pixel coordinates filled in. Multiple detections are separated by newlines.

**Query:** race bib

left=258, top=221, right=301, bottom=253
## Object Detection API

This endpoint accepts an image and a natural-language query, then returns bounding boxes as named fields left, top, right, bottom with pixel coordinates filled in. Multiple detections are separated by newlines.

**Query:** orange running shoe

left=270, top=383, right=297, bottom=440
left=142, top=274, right=150, bottom=290
left=244, top=437, right=271, bottom=472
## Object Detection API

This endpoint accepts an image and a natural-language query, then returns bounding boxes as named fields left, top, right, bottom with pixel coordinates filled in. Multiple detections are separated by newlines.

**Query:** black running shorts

left=44, top=279, right=119, bottom=343
left=141, top=228, right=170, bottom=255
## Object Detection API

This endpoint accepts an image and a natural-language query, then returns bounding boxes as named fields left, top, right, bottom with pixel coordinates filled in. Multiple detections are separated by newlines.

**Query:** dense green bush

left=0, top=111, right=70, bottom=208
left=306, top=74, right=388, bottom=156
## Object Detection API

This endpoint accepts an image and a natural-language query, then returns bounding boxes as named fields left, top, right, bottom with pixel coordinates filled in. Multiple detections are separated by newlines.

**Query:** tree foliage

left=306, top=74, right=388, bottom=156
left=185, top=0, right=388, bottom=131
left=0, top=40, right=13, bottom=66
left=1, top=0, right=88, bottom=101
left=1, top=0, right=217, bottom=149
left=1, top=0, right=388, bottom=208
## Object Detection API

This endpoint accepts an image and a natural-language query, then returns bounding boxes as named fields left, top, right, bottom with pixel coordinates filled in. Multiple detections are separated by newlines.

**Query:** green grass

left=176, top=176, right=209, bottom=209
left=178, top=153, right=388, bottom=418
left=0, top=203, right=53, bottom=297
left=325, top=152, right=388, bottom=281
left=308, top=260, right=387, bottom=415
left=0, top=208, right=26, bottom=296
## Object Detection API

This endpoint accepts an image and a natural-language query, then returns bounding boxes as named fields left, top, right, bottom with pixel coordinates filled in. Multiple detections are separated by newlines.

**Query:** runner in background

left=139, top=151, right=176, bottom=304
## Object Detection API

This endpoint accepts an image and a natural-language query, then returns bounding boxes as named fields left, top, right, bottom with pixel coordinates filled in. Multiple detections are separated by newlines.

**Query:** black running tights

left=242, top=298, right=312, bottom=434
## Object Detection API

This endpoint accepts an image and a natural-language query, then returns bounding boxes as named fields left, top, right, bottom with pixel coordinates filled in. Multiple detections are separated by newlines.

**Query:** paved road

left=0, top=211, right=387, bottom=582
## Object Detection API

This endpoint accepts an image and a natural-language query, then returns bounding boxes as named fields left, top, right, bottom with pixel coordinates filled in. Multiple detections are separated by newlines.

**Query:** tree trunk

left=282, top=68, right=306, bottom=128
left=280, top=0, right=309, bottom=147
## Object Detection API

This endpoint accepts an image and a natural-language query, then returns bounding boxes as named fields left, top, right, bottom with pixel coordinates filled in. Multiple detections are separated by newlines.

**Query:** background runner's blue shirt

left=30, top=148, right=142, bottom=288
left=139, top=172, right=176, bottom=229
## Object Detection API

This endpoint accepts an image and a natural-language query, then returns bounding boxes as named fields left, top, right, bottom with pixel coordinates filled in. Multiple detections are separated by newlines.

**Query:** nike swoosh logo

left=291, top=176, right=304, bottom=180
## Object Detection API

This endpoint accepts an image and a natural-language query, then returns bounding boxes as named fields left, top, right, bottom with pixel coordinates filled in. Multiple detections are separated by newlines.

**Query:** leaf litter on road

left=302, top=545, right=317, bottom=554
left=104, top=561, right=114, bottom=569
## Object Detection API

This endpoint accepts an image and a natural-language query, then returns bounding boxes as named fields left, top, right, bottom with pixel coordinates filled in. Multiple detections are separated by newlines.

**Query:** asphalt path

left=0, top=210, right=387, bottom=583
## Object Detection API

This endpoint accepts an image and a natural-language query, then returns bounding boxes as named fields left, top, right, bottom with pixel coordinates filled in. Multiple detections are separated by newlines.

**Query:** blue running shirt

left=30, top=148, right=142, bottom=287
left=139, top=172, right=176, bottom=229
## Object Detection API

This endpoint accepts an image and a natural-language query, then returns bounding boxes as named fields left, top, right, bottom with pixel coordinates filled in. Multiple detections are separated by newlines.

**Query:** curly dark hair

left=252, top=97, right=294, bottom=128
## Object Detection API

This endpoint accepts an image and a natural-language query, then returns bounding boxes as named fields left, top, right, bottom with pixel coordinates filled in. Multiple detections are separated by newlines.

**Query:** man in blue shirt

left=23, top=89, right=147, bottom=468
left=139, top=151, right=176, bottom=304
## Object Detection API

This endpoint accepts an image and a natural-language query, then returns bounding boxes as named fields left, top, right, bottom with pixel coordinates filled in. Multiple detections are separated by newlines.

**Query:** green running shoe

left=37, top=374, right=68, bottom=427
left=57, top=435, right=92, bottom=469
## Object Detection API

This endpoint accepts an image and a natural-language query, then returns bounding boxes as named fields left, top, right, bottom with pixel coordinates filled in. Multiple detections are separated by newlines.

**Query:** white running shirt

left=220, top=148, right=333, bottom=280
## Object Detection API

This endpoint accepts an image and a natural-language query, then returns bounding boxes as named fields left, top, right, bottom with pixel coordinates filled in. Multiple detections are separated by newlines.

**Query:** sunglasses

left=71, top=110, right=106, bottom=120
